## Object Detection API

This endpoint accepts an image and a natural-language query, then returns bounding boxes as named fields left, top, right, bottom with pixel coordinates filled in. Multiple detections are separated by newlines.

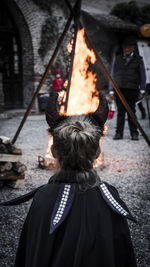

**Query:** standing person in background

left=52, top=69, right=64, bottom=92
left=109, top=37, right=146, bottom=140
left=51, top=69, right=64, bottom=111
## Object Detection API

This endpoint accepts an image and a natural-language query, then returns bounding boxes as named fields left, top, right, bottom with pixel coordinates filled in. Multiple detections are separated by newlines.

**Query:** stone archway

left=0, top=0, right=34, bottom=110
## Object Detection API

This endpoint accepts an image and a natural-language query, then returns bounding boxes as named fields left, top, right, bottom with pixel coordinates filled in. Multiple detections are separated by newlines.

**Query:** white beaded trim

left=53, top=185, right=71, bottom=225
left=100, top=184, right=128, bottom=216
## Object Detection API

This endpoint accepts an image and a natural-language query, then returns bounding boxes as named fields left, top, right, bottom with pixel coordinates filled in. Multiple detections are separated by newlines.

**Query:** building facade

left=0, top=0, right=149, bottom=112
left=0, top=0, right=67, bottom=112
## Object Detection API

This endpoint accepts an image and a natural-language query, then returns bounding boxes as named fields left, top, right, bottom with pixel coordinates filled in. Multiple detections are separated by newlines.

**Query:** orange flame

left=45, top=136, right=105, bottom=169
left=93, top=138, right=104, bottom=168
left=59, top=28, right=99, bottom=115
left=45, top=137, right=56, bottom=167
left=44, top=28, right=105, bottom=169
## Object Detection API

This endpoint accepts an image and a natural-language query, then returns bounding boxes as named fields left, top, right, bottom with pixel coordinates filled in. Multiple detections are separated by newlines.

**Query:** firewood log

left=0, top=136, right=11, bottom=144
left=0, top=144, right=8, bottom=153
left=0, top=139, right=22, bottom=155
left=6, top=143, right=22, bottom=155
left=13, top=162, right=27, bottom=173
left=5, top=162, right=13, bottom=171
left=0, top=170, right=25, bottom=181
left=0, top=163, right=6, bottom=172
left=0, top=153, right=22, bottom=162
left=0, top=162, right=13, bottom=172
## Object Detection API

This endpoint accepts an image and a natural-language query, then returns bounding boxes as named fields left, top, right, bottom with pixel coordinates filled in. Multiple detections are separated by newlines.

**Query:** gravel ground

left=0, top=107, right=150, bottom=267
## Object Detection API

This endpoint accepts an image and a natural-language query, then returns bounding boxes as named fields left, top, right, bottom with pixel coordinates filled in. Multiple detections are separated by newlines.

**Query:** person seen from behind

left=1, top=92, right=137, bottom=267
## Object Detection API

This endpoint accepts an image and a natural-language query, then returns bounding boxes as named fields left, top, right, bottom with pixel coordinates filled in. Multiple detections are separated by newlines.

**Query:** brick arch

left=3, top=0, right=34, bottom=107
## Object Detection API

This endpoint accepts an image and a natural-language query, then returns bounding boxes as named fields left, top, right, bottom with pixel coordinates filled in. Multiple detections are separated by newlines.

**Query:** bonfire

left=39, top=28, right=105, bottom=169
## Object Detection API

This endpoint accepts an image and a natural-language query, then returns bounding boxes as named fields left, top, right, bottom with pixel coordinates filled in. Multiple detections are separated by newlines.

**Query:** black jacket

left=7, top=170, right=137, bottom=267
left=114, top=53, right=141, bottom=90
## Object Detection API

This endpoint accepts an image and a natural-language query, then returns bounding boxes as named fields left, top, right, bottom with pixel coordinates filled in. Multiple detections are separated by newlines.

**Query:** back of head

left=51, top=115, right=102, bottom=171
left=54, top=69, right=61, bottom=75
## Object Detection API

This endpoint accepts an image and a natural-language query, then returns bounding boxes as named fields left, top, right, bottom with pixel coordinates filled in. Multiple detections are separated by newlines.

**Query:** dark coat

left=13, top=171, right=137, bottom=267
left=114, top=53, right=141, bottom=90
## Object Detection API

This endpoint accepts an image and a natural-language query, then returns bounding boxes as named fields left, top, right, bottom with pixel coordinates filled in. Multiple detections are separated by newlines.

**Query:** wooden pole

left=64, top=0, right=82, bottom=112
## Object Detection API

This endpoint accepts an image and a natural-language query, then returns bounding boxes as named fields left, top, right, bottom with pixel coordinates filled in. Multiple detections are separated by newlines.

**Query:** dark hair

left=51, top=115, right=102, bottom=171
left=122, top=36, right=137, bottom=47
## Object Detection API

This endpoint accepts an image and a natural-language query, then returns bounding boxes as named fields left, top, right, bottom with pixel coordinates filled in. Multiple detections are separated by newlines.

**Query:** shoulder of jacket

left=35, top=183, right=55, bottom=194
left=134, top=53, right=143, bottom=62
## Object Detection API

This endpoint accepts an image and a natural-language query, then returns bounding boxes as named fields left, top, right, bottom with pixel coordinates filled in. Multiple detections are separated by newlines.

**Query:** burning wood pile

left=0, top=136, right=27, bottom=188
left=38, top=28, right=105, bottom=170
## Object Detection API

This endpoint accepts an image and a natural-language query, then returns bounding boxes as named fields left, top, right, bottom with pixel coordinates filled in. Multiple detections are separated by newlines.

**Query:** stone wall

left=12, top=0, right=68, bottom=102
left=13, top=0, right=50, bottom=106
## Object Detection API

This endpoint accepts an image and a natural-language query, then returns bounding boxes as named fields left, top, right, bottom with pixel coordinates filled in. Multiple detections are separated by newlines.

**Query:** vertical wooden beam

left=64, top=0, right=82, bottom=112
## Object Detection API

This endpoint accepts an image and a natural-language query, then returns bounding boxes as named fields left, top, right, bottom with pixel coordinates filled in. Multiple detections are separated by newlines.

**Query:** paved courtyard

left=0, top=105, right=150, bottom=266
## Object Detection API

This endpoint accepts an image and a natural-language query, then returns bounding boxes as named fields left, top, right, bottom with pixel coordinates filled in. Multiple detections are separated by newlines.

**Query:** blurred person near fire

left=109, top=37, right=146, bottom=140
left=50, top=68, right=64, bottom=111
left=1, top=92, right=137, bottom=267
left=52, top=69, right=64, bottom=92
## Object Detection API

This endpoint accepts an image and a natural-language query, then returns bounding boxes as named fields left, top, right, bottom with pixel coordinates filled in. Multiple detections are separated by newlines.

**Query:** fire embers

left=93, top=151, right=104, bottom=169
left=38, top=136, right=104, bottom=170
left=38, top=136, right=58, bottom=170
left=38, top=155, right=58, bottom=170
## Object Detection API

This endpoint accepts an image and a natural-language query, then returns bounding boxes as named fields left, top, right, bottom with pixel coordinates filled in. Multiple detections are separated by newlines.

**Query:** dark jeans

left=115, top=88, right=139, bottom=137
left=138, top=102, right=146, bottom=117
